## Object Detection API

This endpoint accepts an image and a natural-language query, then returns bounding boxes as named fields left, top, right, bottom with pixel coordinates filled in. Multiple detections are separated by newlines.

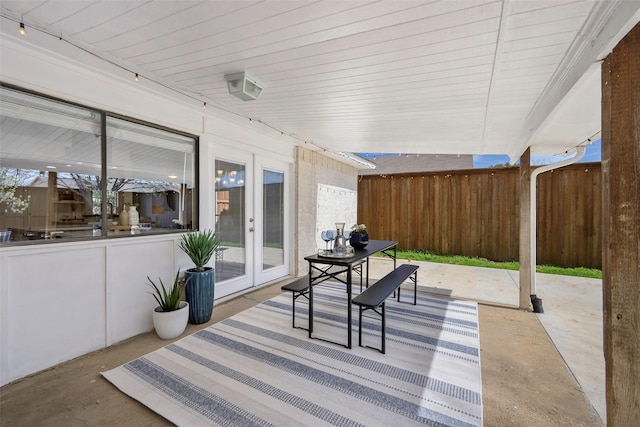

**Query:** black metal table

left=304, top=239, right=398, bottom=348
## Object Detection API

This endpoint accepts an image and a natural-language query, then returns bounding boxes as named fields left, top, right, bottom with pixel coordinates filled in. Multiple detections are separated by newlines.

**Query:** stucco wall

left=294, top=147, right=359, bottom=275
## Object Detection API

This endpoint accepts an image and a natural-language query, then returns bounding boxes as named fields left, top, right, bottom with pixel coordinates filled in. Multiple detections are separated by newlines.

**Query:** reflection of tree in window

left=0, top=168, right=32, bottom=213
left=0, top=86, right=198, bottom=242
left=61, top=174, right=132, bottom=215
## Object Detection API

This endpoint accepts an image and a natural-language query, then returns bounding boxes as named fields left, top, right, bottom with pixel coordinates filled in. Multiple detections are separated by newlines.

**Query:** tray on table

left=317, top=248, right=355, bottom=258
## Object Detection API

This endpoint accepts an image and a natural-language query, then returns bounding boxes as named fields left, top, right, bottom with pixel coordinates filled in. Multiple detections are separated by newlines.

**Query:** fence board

left=357, top=163, right=601, bottom=269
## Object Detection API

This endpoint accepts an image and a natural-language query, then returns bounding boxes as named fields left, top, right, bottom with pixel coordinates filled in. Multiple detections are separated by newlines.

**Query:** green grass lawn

left=391, top=249, right=602, bottom=279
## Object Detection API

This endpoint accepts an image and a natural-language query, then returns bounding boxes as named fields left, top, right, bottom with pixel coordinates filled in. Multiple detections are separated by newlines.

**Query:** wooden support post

left=519, top=148, right=532, bottom=309
left=601, top=22, right=639, bottom=425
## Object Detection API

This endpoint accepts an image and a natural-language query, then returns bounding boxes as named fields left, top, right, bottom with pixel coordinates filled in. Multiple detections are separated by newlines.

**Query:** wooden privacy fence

left=357, top=162, right=602, bottom=269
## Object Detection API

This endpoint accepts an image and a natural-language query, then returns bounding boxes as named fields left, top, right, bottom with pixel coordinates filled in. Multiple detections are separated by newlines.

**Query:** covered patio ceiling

left=1, top=1, right=638, bottom=162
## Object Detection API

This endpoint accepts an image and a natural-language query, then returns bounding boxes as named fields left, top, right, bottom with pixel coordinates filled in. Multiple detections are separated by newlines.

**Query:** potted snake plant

left=147, top=269, right=189, bottom=339
left=178, top=229, right=220, bottom=324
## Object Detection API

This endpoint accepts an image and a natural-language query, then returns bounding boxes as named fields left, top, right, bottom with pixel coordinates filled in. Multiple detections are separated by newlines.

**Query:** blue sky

left=358, top=138, right=601, bottom=168
left=472, top=138, right=601, bottom=168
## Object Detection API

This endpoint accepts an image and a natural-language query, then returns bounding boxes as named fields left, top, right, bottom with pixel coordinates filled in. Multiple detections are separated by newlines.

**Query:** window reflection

left=0, top=86, right=102, bottom=241
left=106, top=117, right=195, bottom=236
left=215, top=160, right=245, bottom=281
left=263, top=169, right=284, bottom=270
left=0, top=85, right=197, bottom=244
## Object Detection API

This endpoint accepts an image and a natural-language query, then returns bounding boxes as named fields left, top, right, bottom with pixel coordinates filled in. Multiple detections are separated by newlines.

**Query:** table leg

left=393, top=245, right=397, bottom=269
left=366, top=257, right=370, bottom=288
left=347, top=266, right=352, bottom=349
left=308, top=264, right=313, bottom=337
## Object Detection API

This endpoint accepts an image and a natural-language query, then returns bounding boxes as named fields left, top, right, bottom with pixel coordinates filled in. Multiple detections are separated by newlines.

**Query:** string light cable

left=0, top=12, right=335, bottom=155
left=553, top=131, right=601, bottom=157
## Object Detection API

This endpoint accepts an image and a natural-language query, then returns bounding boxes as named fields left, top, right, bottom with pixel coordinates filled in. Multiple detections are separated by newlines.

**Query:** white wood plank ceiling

left=1, top=1, right=639, bottom=161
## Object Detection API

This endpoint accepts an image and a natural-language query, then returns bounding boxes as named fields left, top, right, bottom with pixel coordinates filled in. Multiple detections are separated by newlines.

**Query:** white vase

left=119, top=207, right=129, bottom=226
left=128, top=205, right=139, bottom=226
left=152, top=301, right=189, bottom=339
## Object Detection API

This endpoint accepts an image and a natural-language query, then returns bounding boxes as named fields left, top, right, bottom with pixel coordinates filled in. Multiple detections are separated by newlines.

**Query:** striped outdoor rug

left=102, top=283, right=482, bottom=426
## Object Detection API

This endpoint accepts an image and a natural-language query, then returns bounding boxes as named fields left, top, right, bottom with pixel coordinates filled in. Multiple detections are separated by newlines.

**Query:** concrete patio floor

left=383, top=258, right=606, bottom=422
left=0, top=260, right=604, bottom=426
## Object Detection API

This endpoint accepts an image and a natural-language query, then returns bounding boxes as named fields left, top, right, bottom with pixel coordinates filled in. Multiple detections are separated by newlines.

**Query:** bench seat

left=352, top=264, right=419, bottom=353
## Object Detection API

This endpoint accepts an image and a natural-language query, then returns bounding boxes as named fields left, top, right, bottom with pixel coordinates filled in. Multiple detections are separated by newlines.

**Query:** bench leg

left=381, top=302, right=386, bottom=354
left=358, top=306, right=363, bottom=347
left=288, top=289, right=310, bottom=331
left=292, top=293, right=296, bottom=328
left=412, top=271, right=417, bottom=305
left=396, top=271, right=418, bottom=305
left=357, top=303, right=387, bottom=354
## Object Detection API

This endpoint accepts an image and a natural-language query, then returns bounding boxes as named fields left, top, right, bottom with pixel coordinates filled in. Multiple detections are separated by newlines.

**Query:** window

left=0, top=85, right=197, bottom=244
left=214, top=160, right=246, bottom=280
left=105, top=116, right=196, bottom=236
left=263, top=169, right=284, bottom=269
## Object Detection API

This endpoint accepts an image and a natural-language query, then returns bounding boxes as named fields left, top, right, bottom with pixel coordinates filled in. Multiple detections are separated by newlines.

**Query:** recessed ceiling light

left=168, top=175, right=178, bottom=179
left=46, top=165, right=56, bottom=169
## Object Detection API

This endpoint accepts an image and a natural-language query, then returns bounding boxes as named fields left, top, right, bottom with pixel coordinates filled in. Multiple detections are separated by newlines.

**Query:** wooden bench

left=281, top=275, right=310, bottom=330
left=352, top=264, right=419, bottom=353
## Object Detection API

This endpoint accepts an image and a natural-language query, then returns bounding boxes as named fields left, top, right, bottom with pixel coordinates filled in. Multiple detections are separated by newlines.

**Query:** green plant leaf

left=147, top=269, right=188, bottom=311
left=178, top=229, right=220, bottom=271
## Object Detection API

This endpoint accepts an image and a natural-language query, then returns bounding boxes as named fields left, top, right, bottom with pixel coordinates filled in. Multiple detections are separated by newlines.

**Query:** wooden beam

left=601, top=22, right=640, bottom=425
left=518, top=147, right=532, bottom=309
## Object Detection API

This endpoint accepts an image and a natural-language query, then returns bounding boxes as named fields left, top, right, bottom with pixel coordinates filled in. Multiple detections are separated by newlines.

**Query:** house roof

left=1, top=1, right=638, bottom=164
left=358, top=154, right=473, bottom=176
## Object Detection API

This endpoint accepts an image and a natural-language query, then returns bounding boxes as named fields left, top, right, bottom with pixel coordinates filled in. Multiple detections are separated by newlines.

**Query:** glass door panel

left=214, top=159, right=246, bottom=282
left=262, top=169, right=284, bottom=271
left=255, top=159, right=289, bottom=284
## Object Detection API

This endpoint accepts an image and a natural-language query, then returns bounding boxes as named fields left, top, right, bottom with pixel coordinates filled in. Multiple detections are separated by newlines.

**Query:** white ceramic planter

left=152, top=301, right=189, bottom=339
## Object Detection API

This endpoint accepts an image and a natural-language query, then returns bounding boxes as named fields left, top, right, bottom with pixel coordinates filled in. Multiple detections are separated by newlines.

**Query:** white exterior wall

left=295, top=147, right=359, bottom=276
left=0, top=38, right=297, bottom=385
left=0, top=235, right=189, bottom=385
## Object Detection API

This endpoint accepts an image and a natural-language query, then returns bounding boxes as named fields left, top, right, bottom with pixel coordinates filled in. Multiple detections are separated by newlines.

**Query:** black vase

left=184, top=267, right=214, bottom=324
left=349, top=232, right=369, bottom=249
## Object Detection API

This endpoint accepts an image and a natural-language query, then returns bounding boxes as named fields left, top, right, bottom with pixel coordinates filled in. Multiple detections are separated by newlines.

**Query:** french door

left=213, top=152, right=289, bottom=298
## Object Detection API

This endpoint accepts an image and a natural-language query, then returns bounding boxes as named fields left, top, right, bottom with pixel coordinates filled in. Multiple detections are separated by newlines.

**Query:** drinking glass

left=321, top=230, right=334, bottom=250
